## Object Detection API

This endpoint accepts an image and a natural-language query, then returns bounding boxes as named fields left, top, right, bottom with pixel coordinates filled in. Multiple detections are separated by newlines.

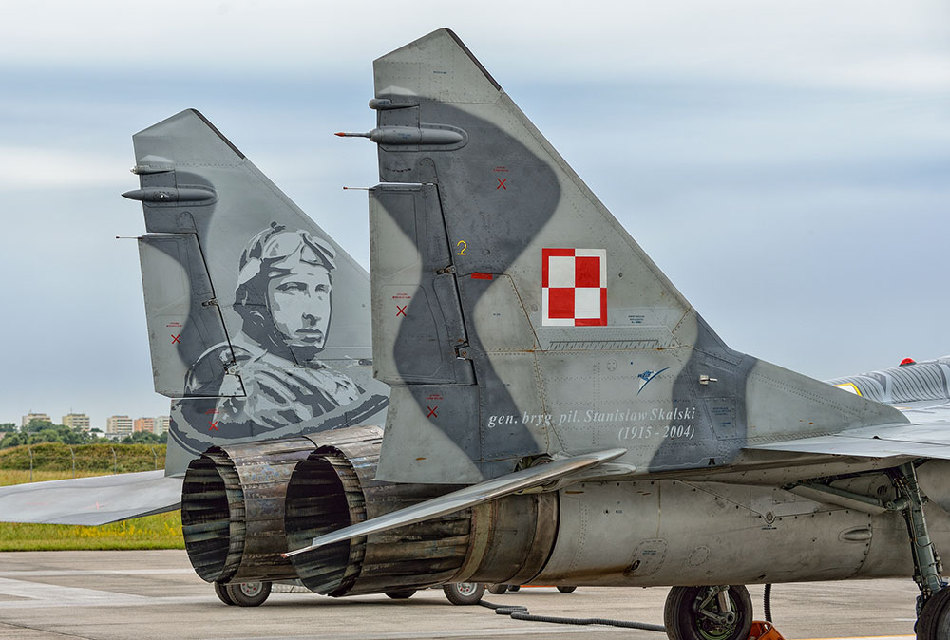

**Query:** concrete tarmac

left=0, top=550, right=920, bottom=640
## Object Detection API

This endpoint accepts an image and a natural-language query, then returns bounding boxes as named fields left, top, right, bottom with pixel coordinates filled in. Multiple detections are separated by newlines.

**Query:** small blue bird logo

left=637, top=368, right=669, bottom=394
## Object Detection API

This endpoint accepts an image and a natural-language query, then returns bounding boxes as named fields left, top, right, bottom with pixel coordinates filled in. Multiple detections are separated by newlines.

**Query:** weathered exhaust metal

left=180, top=436, right=316, bottom=583
left=286, top=428, right=471, bottom=595
left=285, top=426, right=560, bottom=596
left=181, top=422, right=561, bottom=593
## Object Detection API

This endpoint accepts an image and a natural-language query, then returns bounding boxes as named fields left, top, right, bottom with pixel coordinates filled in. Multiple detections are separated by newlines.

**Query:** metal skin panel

left=530, top=479, right=934, bottom=587
left=127, top=110, right=388, bottom=475
left=828, top=356, right=950, bottom=405
left=476, top=353, right=550, bottom=461
left=466, top=274, right=539, bottom=352
left=367, top=29, right=905, bottom=484
left=918, top=461, right=950, bottom=513
left=137, top=234, right=234, bottom=397
left=369, top=184, right=472, bottom=385
left=460, top=494, right=557, bottom=584
left=377, top=385, right=483, bottom=483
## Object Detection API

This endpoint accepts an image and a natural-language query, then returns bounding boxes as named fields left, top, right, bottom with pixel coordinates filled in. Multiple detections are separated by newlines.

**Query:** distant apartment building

left=105, top=415, right=134, bottom=436
left=62, top=413, right=91, bottom=431
left=133, top=417, right=155, bottom=433
left=21, top=412, right=51, bottom=428
left=155, top=416, right=171, bottom=435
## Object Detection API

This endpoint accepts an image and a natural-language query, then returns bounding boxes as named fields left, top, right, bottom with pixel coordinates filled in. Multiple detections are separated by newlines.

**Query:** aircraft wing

left=0, top=471, right=182, bottom=525
left=747, top=420, right=950, bottom=460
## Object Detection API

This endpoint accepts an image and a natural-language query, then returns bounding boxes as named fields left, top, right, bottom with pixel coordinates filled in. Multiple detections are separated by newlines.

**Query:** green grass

left=0, top=512, right=184, bottom=551
left=0, top=469, right=107, bottom=486
left=0, top=444, right=184, bottom=551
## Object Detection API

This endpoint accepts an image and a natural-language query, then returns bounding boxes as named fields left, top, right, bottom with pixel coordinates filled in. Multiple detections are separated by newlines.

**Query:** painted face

left=267, top=265, right=332, bottom=350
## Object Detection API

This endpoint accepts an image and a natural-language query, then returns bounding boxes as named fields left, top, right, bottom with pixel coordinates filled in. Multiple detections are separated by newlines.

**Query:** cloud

left=1, top=1, right=948, bottom=90
left=0, top=146, right=121, bottom=190
left=0, top=2, right=947, bottom=424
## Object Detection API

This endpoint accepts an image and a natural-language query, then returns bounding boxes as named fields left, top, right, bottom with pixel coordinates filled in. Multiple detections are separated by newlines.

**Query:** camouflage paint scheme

left=365, top=29, right=908, bottom=485
left=8, top=30, right=950, bottom=638
left=293, top=29, right=950, bottom=598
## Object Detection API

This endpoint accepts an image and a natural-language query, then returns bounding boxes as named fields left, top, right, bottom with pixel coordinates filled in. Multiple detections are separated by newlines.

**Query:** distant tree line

left=0, top=421, right=166, bottom=449
left=0, top=441, right=167, bottom=473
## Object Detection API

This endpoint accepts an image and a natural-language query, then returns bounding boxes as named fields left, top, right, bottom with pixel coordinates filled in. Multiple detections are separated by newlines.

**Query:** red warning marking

left=492, top=166, right=509, bottom=172
left=396, top=305, right=408, bottom=317
left=171, top=333, right=181, bottom=344
left=209, top=421, right=219, bottom=431
left=496, top=178, right=507, bottom=190
left=470, top=272, right=493, bottom=280
left=165, top=322, right=182, bottom=328
left=204, top=409, right=219, bottom=415
left=426, top=394, right=443, bottom=401
left=426, top=405, right=438, bottom=418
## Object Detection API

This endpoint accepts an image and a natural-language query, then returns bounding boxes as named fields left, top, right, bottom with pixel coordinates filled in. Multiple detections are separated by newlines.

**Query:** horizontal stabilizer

left=0, top=471, right=182, bottom=525
left=747, top=421, right=950, bottom=461
left=284, top=447, right=626, bottom=556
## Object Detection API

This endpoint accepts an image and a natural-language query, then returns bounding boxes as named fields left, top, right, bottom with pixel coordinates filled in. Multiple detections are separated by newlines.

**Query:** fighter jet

left=277, top=30, right=950, bottom=639
left=4, top=29, right=949, bottom=638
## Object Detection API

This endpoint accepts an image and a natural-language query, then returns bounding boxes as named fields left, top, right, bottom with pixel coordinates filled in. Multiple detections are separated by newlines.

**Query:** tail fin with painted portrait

left=125, top=109, right=387, bottom=475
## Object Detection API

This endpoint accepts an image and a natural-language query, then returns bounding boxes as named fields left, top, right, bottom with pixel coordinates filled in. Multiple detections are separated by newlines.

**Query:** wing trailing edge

left=284, top=447, right=626, bottom=557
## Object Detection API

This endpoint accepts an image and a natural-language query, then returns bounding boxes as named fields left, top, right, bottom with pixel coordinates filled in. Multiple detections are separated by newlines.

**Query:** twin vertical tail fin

left=365, top=29, right=904, bottom=484
left=126, top=110, right=387, bottom=475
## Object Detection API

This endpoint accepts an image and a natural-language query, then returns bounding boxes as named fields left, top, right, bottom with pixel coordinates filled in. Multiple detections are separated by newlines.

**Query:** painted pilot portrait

left=235, top=223, right=336, bottom=357
left=184, top=223, right=363, bottom=432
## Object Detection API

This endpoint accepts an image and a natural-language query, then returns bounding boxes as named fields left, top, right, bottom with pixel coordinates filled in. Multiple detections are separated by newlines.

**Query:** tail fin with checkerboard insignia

left=358, top=29, right=902, bottom=485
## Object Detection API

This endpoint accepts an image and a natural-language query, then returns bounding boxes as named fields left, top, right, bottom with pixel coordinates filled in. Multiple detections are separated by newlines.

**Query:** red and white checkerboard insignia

left=541, top=248, right=607, bottom=326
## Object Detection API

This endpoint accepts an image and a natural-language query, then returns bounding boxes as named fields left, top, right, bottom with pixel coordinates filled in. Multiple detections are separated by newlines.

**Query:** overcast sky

left=0, top=1, right=947, bottom=427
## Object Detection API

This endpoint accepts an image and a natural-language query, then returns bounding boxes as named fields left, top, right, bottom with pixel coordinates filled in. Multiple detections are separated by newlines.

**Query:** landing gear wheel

left=224, top=581, right=272, bottom=607
left=487, top=584, right=509, bottom=594
left=664, top=585, right=752, bottom=640
left=557, top=586, right=577, bottom=593
left=443, top=582, right=485, bottom=605
left=385, top=589, right=416, bottom=599
left=214, top=581, right=235, bottom=606
left=917, top=587, right=950, bottom=639
left=508, top=585, right=521, bottom=592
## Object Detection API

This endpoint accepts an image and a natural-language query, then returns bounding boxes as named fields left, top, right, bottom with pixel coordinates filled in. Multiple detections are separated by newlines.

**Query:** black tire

left=214, top=581, right=235, bottom=606
left=664, top=585, right=753, bottom=640
left=224, top=581, right=272, bottom=607
left=385, top=589, right=416, bottom=599
left=508, top=585, right=521, bottom=592
left=443, top=582, right=485, bottom=605
left=917, top=587, right=950, bottom=639
left=487, top=584, right=508, bottom=594
left=557, top=586, right=577, bottom=594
